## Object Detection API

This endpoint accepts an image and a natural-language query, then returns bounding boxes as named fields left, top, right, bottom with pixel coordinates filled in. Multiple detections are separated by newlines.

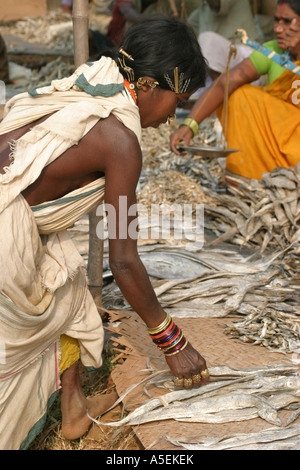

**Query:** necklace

left=124, top=79, right=137, bottom=104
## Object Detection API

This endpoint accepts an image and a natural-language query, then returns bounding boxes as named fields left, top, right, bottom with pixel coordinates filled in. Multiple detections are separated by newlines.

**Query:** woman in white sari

left=0, top=16, right=209, bottom=449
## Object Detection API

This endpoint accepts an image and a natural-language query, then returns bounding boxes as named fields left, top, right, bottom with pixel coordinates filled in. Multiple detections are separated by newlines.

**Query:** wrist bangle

left=147, top=313, right=171, bottom=335
left=164, top=340, right=188, bottom=356
left=148, top=314, right=188, bottom=356
left=180, top=118, right=199, bottom=137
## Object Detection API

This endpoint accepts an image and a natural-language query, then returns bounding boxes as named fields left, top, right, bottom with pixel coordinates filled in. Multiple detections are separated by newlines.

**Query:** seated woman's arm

left=170, top=58, right=260, bottom=153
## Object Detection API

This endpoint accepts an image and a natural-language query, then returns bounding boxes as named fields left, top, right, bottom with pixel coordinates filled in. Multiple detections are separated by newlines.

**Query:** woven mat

left=109, top=310, right=299, bottom=450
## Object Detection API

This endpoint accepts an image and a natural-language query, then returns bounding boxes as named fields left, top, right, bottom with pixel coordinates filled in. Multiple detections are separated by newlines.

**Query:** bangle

left=164, top=340, right=188, bottom=356
left=180, top=118, right=199, bottom=137
left=147, top=313, right=171, bottom=335
left=148, top=314, right=188, bottom=356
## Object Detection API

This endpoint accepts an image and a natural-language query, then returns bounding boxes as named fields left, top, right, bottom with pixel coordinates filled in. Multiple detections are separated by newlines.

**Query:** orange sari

left=223, top=66, right=300, bottom=180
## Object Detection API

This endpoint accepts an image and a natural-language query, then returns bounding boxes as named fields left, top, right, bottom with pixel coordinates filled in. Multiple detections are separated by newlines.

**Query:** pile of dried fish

left=137, top=170, right=211, bottom=208
left=4, top=57, right=75, bottom=99
left=139, top=121, right=300, bottom=253
left=1, top=8, right=110, bottom=54
left=139, top=120, right=223, bottom=190
left=204, top=164, right=300, bottom=252
left=100, top=248, right=300, bottom=352
left=27, top=57, right=74, bottom=90
left=89, top=363, right=300, bottom=450
left=225, top=309, right=300, bottom=353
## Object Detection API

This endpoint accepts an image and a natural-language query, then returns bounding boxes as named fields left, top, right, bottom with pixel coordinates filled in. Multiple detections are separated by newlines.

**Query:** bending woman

left=0, top=16, right=209, bottom=449
left=170, top=0, right=300, bottom=180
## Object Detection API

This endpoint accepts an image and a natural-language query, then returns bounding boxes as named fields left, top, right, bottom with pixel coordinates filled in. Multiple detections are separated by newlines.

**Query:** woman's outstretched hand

left=165, top=342, right=209, bottom=389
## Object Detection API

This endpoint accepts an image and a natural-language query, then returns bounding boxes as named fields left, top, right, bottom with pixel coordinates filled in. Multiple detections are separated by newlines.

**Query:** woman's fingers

left=173, top=369, right=210, bottom=389
left=168, top=342, right=209, bottom=389
left=170, top=126, right=193, bottom=153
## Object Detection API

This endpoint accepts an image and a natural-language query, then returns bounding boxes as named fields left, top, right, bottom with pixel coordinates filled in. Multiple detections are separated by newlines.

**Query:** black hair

left=104, top=15, right=207, bottom=93
left=277, top=0, right=300, bottom=15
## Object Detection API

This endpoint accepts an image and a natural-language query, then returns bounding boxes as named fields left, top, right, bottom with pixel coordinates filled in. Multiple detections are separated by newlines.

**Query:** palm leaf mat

left=102, top=310, right=300, bottom=450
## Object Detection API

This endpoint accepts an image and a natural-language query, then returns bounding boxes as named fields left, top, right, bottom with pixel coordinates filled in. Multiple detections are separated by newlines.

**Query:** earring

left=129, top=82, right=138, bottom=102
left=136, top=77, right=159, bottom=89
left=167, top=114, right=176, bottom=124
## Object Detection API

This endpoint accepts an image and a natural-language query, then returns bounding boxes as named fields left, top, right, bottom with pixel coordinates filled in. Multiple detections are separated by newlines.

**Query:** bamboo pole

left=168, top=0, right=178, bottom=16
left=72, top=0, right=89, bottom=68
left=72, top=0, right=104, bottom=309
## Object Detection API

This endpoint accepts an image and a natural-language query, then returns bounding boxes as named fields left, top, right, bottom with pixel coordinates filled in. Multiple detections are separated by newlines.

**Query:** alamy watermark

left=292, top=79, right=300, bottom=105
left=0, top=80, right=5, bottom=105
left=94, top=197, right=204, bottom=245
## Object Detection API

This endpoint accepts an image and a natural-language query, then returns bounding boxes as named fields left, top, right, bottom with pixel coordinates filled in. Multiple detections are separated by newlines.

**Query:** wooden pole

left=168, top=0, right=178, bottom=16
left=72, top=0, right=104, bottom=310
left=72, top=0, right=89, bottom=68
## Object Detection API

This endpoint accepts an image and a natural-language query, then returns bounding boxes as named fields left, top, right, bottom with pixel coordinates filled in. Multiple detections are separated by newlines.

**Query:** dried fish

left=90, top=393, right=280, bottom=427
left=88, top=364, right=300, bottom=429
left=166, top=424, right=300, bottom=450
left=225, top=309, right=300, bottom=353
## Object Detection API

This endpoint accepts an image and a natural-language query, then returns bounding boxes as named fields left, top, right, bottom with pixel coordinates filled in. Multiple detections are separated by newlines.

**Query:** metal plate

left=178, top=145, right=239, bottom=158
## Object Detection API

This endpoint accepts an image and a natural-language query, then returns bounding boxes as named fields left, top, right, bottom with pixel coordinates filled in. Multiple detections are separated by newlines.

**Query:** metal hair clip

left=164, top=67, right=190, bottom=94
left=118, top=48, right=135, bottom=82
left=118, top=48, right=134, bottom=61
left=174, top=66, right=179, bottom=94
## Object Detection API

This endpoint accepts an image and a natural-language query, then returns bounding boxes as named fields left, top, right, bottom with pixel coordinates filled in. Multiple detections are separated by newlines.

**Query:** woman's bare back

left=0, top=113, right=136, bottom=206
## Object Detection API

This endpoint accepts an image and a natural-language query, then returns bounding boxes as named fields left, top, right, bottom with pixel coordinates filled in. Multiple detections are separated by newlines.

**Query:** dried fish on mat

left=166, top=423, right=300, bottom=450
left=88, top=364, right=300, bottom=434
left=100, top=244, right=300, bottom=353
left=225, top=308, right=300, bottom=353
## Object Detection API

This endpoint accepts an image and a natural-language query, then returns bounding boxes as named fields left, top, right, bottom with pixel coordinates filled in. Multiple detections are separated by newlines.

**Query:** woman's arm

left=170, top=58, right=260, bottom=153
left=101, top=118, right=208, bottom=386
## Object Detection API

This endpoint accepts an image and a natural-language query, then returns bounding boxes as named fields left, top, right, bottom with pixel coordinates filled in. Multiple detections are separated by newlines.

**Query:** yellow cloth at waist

left=59, top=335, right=81, bottom=375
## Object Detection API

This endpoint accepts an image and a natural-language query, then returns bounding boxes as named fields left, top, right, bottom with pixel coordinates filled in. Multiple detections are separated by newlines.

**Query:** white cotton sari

left=0, top=57, right=141, bottom=449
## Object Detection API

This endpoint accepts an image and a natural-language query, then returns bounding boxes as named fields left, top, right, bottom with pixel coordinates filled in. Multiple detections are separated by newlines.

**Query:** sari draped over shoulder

left=223, top=64, right=300, bottom=180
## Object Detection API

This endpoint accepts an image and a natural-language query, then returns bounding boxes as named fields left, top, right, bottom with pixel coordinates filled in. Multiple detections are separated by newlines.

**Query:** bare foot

left=60, top=362, right=118, bottom=440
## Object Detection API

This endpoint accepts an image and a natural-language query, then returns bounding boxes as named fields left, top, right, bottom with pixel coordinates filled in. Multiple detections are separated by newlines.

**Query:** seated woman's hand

left=170, top=125, right=193, bottom=154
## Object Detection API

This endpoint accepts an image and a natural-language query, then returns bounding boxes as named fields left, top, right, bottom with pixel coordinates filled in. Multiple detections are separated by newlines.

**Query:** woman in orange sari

left=170, top=0, right=300, bottom=180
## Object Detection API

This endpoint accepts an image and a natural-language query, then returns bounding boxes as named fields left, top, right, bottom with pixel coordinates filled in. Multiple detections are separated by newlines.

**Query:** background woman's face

left=274, top=3, right=300, bottom=49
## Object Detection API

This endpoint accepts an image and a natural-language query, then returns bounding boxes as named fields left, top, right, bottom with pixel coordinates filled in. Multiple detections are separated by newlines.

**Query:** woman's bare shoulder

left=85, top=113, right=142, bottom=172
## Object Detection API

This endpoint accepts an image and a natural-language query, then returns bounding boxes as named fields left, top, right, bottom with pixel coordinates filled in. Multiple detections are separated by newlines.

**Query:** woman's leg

left=60, top=361, right=118, bottom=440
